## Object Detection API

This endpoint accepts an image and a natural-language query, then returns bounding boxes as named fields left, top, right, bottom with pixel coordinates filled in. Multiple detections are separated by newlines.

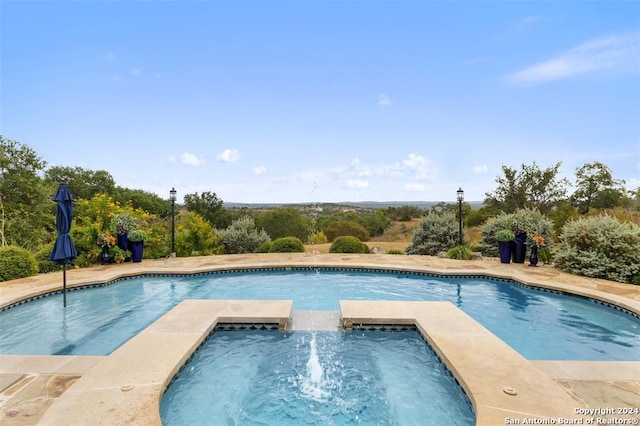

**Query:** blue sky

left=1, top=1, right=639, bottom=204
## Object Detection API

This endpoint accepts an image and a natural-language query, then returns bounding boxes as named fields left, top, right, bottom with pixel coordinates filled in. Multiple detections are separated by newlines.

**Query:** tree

left=484, top=161, right=568, bottom=214
left=113, top=187, right=172, bottom=218
left=0, top=136, right=53, bottom=249
left=571, top=162, right=626, bottom=214
left=183, top=191, right=231, bottom=229
left=44, top=166, right=115, bottom=200
left=257, top=207, right=312, bottom=241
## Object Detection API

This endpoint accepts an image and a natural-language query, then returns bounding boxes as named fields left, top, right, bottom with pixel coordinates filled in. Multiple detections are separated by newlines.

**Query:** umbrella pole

left=63, top=264, right=67, bottom=308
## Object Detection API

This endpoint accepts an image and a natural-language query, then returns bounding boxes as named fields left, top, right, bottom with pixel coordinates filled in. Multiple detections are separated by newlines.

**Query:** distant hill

left=225, top=201, right=484, bottom=209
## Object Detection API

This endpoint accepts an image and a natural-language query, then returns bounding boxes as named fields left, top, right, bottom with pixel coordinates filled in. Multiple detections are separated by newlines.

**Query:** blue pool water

left=1, top=269, right=639, bottom=360
left=160, top=330, right=475, bottom=425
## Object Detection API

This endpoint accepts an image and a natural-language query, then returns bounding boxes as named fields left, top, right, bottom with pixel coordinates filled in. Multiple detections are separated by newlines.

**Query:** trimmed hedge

left=329, top=236, right=369, bottom=254
left=0, top=246, right=39, bottom=282
left=269, top=237, right=305, bottom=253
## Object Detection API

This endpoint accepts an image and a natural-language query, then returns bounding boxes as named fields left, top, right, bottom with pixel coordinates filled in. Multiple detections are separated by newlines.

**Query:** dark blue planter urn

left=512, top=233, right=527, bottom=263
left=498, top=241, right=512, bottom=263
left=130, top=241, right=144, bottom=262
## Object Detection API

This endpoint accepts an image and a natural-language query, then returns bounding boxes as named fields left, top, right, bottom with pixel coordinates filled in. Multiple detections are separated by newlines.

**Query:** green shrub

left=269, top=237, right=305, bottom=253
left=538, top=247, right=553, bottom=264
left=217, top=216, right=271, bottom=254
left=406, top=211, right=458, bottom=256
left=329, top=236, right=369, bottom=253
left=256, top=241, right=272, bottom=253
left=34, top=243, right=62, bottom=273
left=306, top=231, right=328, bottom=245
left=445, top=245, right=473, bottom=260
left=554, top=215, right=640, bottom=284
left=386, top=249, right=404, bottom=255
left=480, top=209, right=554, bottom=257
left=0, top=246, right=39, bottom=282
left=325, top=221, right=370, bottom=242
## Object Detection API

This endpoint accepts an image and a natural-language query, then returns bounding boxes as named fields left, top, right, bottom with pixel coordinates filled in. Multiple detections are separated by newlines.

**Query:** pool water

left=1, top=269, right=639, bottom=360
left=160, top=330, right=475, bottom=425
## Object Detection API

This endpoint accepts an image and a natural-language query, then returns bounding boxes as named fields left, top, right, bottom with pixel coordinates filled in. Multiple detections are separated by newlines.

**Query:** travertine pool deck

left=1, top=253, right=639, bottom=425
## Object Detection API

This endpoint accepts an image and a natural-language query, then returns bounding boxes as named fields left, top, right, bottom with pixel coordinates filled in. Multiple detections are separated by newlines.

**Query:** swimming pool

left=160, top=330, right=475, bottom=425
left=1, top=268, right=638, bottom=360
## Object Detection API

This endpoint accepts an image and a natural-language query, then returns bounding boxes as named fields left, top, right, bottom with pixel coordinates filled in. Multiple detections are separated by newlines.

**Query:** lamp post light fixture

left=170, top=187, right=177, bottom=257
left=456, top=187, right=464, bottom=246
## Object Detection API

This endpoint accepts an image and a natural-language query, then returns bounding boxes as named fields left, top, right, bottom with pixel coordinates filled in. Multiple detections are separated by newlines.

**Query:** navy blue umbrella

left=49, top=183, right=78, bottom=307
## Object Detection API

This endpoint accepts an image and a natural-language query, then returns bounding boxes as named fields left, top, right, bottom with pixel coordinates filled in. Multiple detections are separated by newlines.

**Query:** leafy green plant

left=269, top=237, right=305, bottom=253
left=306, top=231, right=328, bottom=245
left=496, top=229, right=515, bottom=242
left=329, top=236, right=369, bottom=253
left=554, top=215, right=640, bottom=284
left=445, top=245, right=473, bottom=260
left=386, top=249, right=404, bottom=255
left=538, top=247, right=553, bottom=264
left=406, top=211, right=458, bottom=256
left=0, top=246, right=39, bottom=281
left=127, top=230, right=147, bottom=242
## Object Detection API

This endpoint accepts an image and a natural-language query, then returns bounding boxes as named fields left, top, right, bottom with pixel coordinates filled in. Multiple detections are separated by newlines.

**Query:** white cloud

left=405, top=183, right=426, bottom=192
left=252, top=166, right=267, bottom=176
left=507, top=31, right=640, bottom=85
left=216, top=149, right=240, bottom=162
left=473, top=164, right=488, bottom=175
left=344, top=179, right=370, bottom=189
left=181, top=152, right=205, bottom=166
left=377, top=93, right=391, bottom=106
left=398, top=153, right=436, bottom=180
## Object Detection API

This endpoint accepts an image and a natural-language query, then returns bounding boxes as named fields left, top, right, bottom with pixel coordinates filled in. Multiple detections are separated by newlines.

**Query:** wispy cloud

left=472, top=164, right=488, bottom=175
left=216, top=149, right=240, bottom=162
left=181, top=152, right=205, bottom=166
left=377, top=93, right=391, bottom=106
left=507, top=31, right=640, bottom=85
left=495, top=15, right=546, bottom=41
left=131, top=68, right=142, bottom=76
left=344, top=179, right=370, bottom=189
left=405, top=183, right=426, bottom=192
left=252, top=166, right=267, bottom=176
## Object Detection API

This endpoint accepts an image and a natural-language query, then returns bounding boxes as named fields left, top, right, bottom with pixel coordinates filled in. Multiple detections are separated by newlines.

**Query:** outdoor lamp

left=170, top=187, right=177, bottom=256
left=457, top=187, right=464, bottom=246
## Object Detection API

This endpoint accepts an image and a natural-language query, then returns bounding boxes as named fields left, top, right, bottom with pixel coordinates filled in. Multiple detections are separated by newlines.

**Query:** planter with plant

left=495, top=229, right=515, bottom=264
left=111, top=212, right=138, bottom=252
left=127, top=230, right=147, bottom=262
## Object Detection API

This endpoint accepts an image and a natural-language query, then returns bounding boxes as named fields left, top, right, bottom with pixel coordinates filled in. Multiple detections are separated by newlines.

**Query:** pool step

left=287, top=310, right=341, bottom=331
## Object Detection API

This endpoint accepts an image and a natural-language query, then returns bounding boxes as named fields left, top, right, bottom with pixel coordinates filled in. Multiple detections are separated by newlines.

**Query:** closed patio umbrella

left=49, top=183, right=77, bottom=307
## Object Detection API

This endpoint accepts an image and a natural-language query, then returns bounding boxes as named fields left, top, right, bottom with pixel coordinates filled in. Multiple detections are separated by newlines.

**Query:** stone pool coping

left=1, top=253, right=640, bottom=424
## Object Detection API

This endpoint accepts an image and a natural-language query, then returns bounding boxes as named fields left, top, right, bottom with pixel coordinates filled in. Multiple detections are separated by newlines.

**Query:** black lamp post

left=456, top=187, right=464, bottom=246
left=170, top=187, right=177, bottom=256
